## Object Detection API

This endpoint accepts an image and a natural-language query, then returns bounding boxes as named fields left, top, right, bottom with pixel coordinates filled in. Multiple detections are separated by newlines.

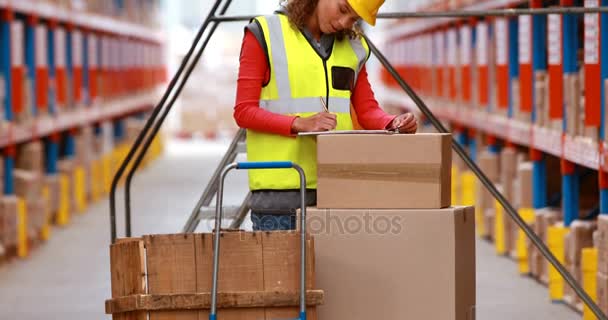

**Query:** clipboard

left=297, top=129, right=399, bottom=136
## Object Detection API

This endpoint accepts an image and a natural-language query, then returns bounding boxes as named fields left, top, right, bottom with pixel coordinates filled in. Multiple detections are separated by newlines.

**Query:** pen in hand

left=320, top=96, right=329, bottom=113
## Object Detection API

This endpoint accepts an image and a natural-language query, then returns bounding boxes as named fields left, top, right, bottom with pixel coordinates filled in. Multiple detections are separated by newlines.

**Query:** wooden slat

left=105, top=290, right=325, bottom=314
left=196, top=231, right=264, bottom=320
left=110, top=239, right=146, bottom=320
left=262, top=231, right=315, bottom=291
left=144, top=234, right=197, bottom=320
left=265, top=307, right=318, bottom=320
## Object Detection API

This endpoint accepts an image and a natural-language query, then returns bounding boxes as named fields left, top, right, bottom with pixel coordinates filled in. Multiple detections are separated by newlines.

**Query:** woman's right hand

left=291, top=112, right=337, bottom=133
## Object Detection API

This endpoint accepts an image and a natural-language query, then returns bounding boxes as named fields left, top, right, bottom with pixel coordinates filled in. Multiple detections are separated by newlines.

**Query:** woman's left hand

left=388, top=113, right=417, bottom=133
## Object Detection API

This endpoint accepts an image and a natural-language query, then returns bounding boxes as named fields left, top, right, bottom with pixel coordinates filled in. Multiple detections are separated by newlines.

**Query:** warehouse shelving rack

left=108, top=0, right=608, bottom=319
left=376, top=0, right=608, bottom=317
left=0, top=0, right=166, bottom=259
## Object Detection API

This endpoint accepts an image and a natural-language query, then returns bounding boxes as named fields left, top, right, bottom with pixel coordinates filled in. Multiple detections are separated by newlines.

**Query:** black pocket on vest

left=331, top=66, right=355, bottom=91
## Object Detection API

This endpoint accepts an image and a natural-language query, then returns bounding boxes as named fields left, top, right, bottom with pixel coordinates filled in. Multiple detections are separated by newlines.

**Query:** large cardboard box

left=316, top=133, right=452, bottom=209
left=305, top=206, right=475, bottom=320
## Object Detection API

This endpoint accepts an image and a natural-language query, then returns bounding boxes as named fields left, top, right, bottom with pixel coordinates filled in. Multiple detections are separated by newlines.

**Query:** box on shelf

left=27, top=197, right=48, bottom=240
left=534, top=71, right=549, bottom=127
left=566, top=220, right=596, bottom=267
left=13, top=169, right=43, bottom=202
left=598, top=271, right=608, bottom=314
left=58, top=159, right=76, bottom=211
left=533, top=208, right=562, bottom=284
left=596, top=215, right=608, bottom=274
left=500, top=147, right=518, bottom=203
left=514, top=162, right=533, bottom=209
left=16, top=141, right=44, bottom=173
left=316, top=133, right=452, bottom=209
left=45, top=175, right=61, bottom=213
left=484, top=208, right=495, bottom=241
left=564, top=73, right=582, bottom=136
left=0, top=196, right=19, bottom=248
left=305, top=206, right=475, bottom=320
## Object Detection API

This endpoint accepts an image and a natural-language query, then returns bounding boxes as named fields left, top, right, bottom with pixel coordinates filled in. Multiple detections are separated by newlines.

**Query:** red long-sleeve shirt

left=234, top=30, right=395, bottom=136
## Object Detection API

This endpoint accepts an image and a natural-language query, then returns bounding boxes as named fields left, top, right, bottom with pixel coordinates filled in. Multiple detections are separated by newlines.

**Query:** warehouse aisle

left=0, top=138, right=578, bottom=319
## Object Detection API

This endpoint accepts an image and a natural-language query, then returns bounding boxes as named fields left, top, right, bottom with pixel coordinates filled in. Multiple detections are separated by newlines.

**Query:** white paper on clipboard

left=298, top=130, right=398, bottom=136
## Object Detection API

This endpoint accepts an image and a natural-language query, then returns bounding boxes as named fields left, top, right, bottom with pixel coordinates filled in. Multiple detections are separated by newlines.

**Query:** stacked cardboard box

left=564, top=73, right=583, bottom=137
left=75, top=127, right=95, bottom=199
left=313, top=133, right=476, bottom=320
left=316, top=134, right=452, bottom=209
left=596, top=215, right=608, bottom=313
left=534, top=71, right=549, bottom=127
left=500, top=147, right=518, bottom=253
left=476, top=150, right=499, bottom=240
left=511, top=161, right=533, bottom=258
left=0, top=196, right=18, bottom=254
left=58, top=159, right=76, bottom=214
left=13, top=169, right=46, bottom=241
left=528, top=208, right=562, bottom=284
left=562, top=220, right=596, bottom=307
left=16, top=141, right=44, bottom=173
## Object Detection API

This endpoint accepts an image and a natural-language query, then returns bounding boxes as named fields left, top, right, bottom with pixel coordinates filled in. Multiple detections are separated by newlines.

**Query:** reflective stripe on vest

left=260, top=96, right=351, bottom=114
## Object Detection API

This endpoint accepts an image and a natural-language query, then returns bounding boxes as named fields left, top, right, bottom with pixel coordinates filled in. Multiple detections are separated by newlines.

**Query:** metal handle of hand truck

left=210, top=161, right=308, bottom=320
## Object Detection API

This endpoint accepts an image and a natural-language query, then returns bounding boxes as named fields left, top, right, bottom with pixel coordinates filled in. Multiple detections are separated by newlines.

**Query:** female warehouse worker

left=233, top=0, right=418, bottom=231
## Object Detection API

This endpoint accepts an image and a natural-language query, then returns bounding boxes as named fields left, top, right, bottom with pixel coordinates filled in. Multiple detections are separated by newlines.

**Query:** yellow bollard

left=102, top=153, right=113, bottom=194
left=516, top=208, right=535, bottom=274
left=90, top=159, right=101, bottom=202
left=74, top=166, right=87, bottom=213
left=16, top=197, right=28, bottom=258
left=582, top=248, right=598, bottom=320
left=40, top=187, right=51, bottom=241
left=494, top=199, right=506, bottom=255
left=56, top=174, right=71, bottom=226
left=451, top=166, right=460, bottom=206
left=547, top=224, right=569, bottom=301
left=461, top=171, right=482, bottom=235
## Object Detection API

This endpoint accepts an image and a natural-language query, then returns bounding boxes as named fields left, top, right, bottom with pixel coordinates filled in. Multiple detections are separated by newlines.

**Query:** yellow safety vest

left=247, top=13, right=370, bottom=190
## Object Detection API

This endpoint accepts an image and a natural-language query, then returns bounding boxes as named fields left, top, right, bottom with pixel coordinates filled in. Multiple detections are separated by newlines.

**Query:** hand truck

left=210, top=161, right=308, bottom=320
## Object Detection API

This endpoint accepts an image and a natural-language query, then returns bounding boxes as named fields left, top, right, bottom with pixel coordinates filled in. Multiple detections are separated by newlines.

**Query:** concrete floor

left=0, top=138, right=580, bottom=319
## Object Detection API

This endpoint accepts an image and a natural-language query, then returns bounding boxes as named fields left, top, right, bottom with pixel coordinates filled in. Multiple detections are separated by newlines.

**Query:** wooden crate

left=106, top=231, right=322, bottom=319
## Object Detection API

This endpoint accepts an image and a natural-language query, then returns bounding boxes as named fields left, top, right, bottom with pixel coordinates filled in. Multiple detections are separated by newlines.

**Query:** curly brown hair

left=282, top=0, right=359, bottom=39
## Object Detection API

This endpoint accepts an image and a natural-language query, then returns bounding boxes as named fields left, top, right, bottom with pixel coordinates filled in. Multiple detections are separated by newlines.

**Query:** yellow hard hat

left=347, top=0, right=385, bottom=26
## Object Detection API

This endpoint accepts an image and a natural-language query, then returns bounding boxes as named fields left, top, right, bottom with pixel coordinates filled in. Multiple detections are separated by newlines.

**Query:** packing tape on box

left=40, top=186, right=51, bottom=241
left=494, top=199, right=506, bottom=255
left=582, top=248, right=598, bottom=320
left=16, top=197, right=28, bottom=258
left=317, top=163, right=442, bottom=183
left=74, top=165, right=87, bottom=213
left=547, top=225, right=569, bottom=301
left=56, top=174, right=71, bottom=226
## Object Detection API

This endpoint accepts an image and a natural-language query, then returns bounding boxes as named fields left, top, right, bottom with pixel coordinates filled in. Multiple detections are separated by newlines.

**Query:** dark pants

left=249, top=189, right=317, bottom=231
left=251, top=212, right=297, bottom=231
